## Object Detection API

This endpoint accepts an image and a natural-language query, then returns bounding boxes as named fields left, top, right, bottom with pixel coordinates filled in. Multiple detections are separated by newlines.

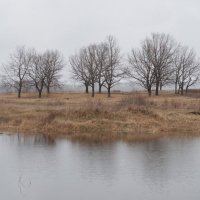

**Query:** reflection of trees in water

left=140, top=140, right=170, bottom=186
left=70, top=141, right=119, bottom=182
left=16, top=134, right=56, bottom=146
left=33, top=135, right=55, bottom=145
left=126, top=138, right=199, bottom=188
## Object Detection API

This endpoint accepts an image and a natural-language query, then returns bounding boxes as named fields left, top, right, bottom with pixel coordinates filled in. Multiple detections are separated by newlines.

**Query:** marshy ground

left=0, top=91, right=200, bottom=141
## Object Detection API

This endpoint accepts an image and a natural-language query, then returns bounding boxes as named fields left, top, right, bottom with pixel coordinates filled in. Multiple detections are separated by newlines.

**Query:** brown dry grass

left=1, top=91, right=200, bottom=141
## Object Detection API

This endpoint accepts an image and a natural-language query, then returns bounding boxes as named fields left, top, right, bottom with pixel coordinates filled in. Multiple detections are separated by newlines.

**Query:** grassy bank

left=0, top=91, right=200, bottom=141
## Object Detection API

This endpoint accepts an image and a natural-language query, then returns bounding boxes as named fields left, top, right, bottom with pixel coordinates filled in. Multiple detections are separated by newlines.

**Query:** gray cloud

left=1, top=0, right=200, bottom=77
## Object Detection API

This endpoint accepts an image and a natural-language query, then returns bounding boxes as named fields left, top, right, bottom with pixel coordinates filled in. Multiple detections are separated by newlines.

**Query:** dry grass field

left=1, top=91, right=200, bottom=141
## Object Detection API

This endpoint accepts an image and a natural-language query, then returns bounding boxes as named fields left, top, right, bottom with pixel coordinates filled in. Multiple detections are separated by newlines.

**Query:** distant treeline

left=1, top=33, right=200, bottom=98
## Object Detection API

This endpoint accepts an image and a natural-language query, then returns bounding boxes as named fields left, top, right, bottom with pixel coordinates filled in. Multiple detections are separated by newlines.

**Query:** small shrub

left=170, top=99, right=181, bottom=109
left=0, top=116, right=10, bottom=123
left=44, top=110, right=65, bottom=123
left=118, top=94, right=150, bottom=109
left=80, top=99, right=106, bottom=113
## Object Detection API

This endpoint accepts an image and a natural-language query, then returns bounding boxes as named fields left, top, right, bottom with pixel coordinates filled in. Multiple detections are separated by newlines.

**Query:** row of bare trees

left=127, top=34, right=200, bottom=95
left=2, top=46, right=64, bottom=98
left=70, top=33, right=200, bottom=97
left=1, top=33, right=200, bottom=98
left=69, top=36, right=124, bottom=97
left=127, top=33, right=200, bottom=96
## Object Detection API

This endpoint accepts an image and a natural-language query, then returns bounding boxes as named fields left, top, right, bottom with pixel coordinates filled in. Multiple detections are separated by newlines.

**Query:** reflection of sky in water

left=0, top=134, right=200, bottom=200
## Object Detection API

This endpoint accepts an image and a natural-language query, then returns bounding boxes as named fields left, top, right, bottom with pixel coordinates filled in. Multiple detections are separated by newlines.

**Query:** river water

left=0, top=134, right=200, bottom=200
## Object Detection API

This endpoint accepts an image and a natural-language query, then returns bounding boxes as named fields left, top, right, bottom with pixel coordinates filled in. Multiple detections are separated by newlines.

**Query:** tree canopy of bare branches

left=43, top=50, right=65, bottom=94
left=83, top=45, right=99, bottom=97
left=70, top=36, right=123, bottom=97
left=2, top=33, right=200, bottom=99
left=95, top=42, right=108, bottom=93
left=28, top=52, right=46, bottom=98
left=128, top=45, right=155, bottom=96
left=70, top=49, right=91, bottom=94
left=2, top=46, right=32, bottom=98
left=128, top=33, right=178, bottom=96
left=145, top=33, right=177, bottom=95
left=2, top=47, right=65, bottom=98
left=174, top=46, right=200, bottom=95
left=103, top=36, right=123, bottom=97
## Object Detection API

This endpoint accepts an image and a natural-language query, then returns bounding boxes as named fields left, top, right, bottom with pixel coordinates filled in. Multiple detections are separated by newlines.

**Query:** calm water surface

left=0, top=134, right=200, bottom=200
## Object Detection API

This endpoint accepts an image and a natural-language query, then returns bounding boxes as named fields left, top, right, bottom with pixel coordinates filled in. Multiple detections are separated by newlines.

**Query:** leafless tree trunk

left=85, top=84, right=89, bottom=93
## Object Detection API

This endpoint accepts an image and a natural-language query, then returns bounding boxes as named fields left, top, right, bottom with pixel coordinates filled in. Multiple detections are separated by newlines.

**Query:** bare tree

left=70, top=37, right=122, bottom=97
left=103, top=36, right=123, bottom=97
left=2, top=46, right=32, bottom=98
left=43, top=50, right=65, bottom=94
left=71, top=45, right=99, bottom=97
left=70, top=42, right=108, bottom=95
left=128, top=46, right=155, bottom=96
left=28, top=52, right=46, bottom=98
left=146, top=33, right=177, bottom=95
left=95, top=42, right=108, bottom=93
left=174, top=46, right=200, bottom=95
left=70, top=50, right=91, bottom=94
left=84, top=45, right=99, bottom=97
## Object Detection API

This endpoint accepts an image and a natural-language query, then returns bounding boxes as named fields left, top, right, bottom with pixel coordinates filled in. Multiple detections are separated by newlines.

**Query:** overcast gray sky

left=1, top=0, right=200, bottom=79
